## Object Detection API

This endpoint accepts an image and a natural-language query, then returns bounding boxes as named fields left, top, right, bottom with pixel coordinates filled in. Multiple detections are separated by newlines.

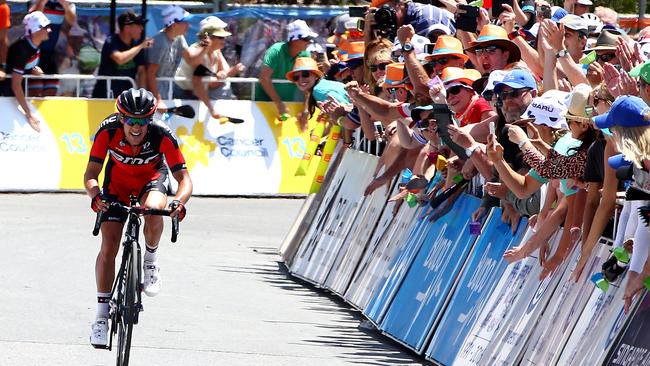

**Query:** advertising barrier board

left=378, top=194, right=481, bottom=353
left=425, top=209, right=528, bottom=365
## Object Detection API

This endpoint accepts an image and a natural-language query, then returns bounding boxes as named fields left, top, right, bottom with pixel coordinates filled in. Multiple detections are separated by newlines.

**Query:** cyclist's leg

left=139, top=176, right=167, bottom=297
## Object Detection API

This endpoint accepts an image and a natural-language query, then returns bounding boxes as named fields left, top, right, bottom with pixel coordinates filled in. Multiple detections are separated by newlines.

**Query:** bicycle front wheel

left=116, top=241, right=137, bottom=366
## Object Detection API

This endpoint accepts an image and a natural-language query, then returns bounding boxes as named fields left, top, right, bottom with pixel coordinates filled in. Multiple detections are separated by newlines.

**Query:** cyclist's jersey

left=89, top=113, right=186, bottom=182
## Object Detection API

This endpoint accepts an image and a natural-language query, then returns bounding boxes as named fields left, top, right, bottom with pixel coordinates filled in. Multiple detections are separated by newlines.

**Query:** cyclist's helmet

left=116, top=88, right=157, bottom=118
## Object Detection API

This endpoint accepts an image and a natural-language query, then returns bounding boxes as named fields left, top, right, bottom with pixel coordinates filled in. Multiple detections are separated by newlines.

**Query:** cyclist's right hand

left=91, top=194, right=109, bottom=213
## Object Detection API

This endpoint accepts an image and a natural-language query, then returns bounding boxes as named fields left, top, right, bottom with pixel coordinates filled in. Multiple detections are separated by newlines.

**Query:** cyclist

left=84, top=87, right=192, bottom=348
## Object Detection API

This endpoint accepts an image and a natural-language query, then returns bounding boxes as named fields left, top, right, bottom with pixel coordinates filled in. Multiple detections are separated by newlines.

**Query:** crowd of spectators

left=266, top=0, right=650, bottom=313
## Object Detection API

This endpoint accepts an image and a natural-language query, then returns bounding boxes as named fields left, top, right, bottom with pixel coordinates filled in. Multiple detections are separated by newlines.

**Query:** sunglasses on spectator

left=427, top=57, right=450, bottom=66
left=596, top=53, right=616, bottom=62
left=446, top=85, right=467, bottom=96
left=482, top=90, right=494, bottom=102
left=417, top=118, right=436, bottom=130
left=497, top=88, right=531, bottom=100
left=342, top=76, right=353, bottom=83
left=370, top=62, right=389, bottom=72
left=121, top=115, right=152, bottom=126
left=474, top=45, right=502, bottom=56
left=291, top=70, right=313, bottom=82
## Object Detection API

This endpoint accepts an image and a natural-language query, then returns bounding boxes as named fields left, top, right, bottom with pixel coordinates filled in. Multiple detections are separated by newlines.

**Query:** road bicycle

left=92, top=195, right=179, bottom=366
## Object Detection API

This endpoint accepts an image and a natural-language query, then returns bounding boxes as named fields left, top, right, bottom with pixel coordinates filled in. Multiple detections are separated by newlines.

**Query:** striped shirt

left=405, top=2, right=456, bottom=37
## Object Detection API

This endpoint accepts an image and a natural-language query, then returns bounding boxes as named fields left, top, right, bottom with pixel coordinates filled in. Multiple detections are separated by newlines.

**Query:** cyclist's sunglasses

left=291, top=70, right=313, bottom=82
left=121, top=115, right=152, bottom=126
left=370, top=62, right=389, bottom=72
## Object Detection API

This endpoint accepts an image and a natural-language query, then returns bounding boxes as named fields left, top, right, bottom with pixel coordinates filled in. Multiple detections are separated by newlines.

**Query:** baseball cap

left=473, top=69, right=507, bottom=96
left=118, top=10, right=147, bottom=28
left=199, top=16, right=231, bottom=38
left=576, top=0, right=593, bottom=5
left=287, top=19, right=318, bottom=42
left=521, top=91, right=569, bottom=129
left=162, top=5, right=189, bottom=28
left=551, top=6, right=568, bottom=23
left=593, top=96, right=650, bottom=129
left=630, top=60, right=650, bottom=84
left=23, top=11, right=50, bottom=36
left=494, top=69, right=537, bottom=93
left=561, top=15, right=589, bottom=36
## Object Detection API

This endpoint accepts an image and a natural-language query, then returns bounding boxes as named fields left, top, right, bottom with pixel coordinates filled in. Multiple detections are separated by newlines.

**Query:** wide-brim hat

left=344, top=41, right=365, bottom=60
left=378, top=62, right=406, bottom=88
left=286, top=57, right=324, bottom=81
left=425, top=35, right=469, bottom=63
left=465, top=24, right=521, bottom=64
left=521, top=90, right=569, bottom=129
left=584, top=29, right=621, bottom=52
left=441, top=67, right=481, bottom=86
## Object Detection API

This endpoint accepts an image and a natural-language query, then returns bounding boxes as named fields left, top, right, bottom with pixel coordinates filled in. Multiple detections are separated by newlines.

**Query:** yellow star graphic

left=175, top=121, right=217, bottom=171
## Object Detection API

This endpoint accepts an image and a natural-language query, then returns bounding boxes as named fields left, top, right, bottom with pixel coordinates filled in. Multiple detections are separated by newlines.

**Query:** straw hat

left=285, top=57, right=324, bottom=81
left=465, top=24, right=521, bottom=64
left=563, top=83, right=593, bottom=121
left=441, top=67, right=482, bottom=86
left=379, top=63, right=406, bottom=88
left=344, top=41, right=365, bottom=60
left=425, top=36, right=469, bottom=63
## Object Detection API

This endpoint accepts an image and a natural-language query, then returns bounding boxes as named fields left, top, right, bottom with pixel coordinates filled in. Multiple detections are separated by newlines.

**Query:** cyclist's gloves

left=169, top=199, right=186, bottom=221
left=91, top=194, right=104, bottom=213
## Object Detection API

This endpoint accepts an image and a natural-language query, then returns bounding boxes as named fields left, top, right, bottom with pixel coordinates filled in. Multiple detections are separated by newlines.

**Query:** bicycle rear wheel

left=116, top=241, right=137, bottom=366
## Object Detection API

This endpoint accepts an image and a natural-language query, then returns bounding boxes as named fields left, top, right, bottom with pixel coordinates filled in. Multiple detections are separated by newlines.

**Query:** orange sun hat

left=425, top=36, right=469, bottom=63
left=286, top=57, right=324, bottom=81
left=441, top=67, right=482, bottom=85
left=371, top=0, right=391, bottom=7
left=465, top=24, right=521, bottom=63
left=379, top=63, right=406, bottom=88
left=344, top=41, right=365, bottom=60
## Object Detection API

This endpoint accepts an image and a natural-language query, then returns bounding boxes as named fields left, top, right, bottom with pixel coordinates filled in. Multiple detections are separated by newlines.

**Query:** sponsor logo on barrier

left=0, top=131, right=45, bottom=152
left=216, top=136, right=268, bottom=158
left=611, top=344, right=650, bottom=366
left=606, top=309, right=627, bottom=348
left=526, top=275, right=552, bottom=314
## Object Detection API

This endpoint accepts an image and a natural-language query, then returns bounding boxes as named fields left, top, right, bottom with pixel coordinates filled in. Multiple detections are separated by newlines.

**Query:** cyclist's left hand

left=169, top=199, right=187, bottom=221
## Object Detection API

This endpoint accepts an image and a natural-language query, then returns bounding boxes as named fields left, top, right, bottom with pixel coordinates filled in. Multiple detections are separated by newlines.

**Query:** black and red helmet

left=116, top=88, right=157, bottom=118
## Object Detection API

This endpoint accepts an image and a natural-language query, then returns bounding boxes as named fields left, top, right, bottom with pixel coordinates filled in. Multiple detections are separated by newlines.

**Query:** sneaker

left=143, top=261, right=161, bottom=297
left=90, top=318, right=109, bottom=348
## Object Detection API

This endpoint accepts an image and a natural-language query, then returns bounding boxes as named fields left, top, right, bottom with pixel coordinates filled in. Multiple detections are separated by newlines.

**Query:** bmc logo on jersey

left=109, top=150, right=159, bottom=165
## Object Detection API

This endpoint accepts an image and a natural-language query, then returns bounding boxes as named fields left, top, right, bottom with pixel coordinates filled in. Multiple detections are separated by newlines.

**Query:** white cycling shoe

left=143, top=261, right=161, bottom=297
left=90, top=318, right=109, bottom=348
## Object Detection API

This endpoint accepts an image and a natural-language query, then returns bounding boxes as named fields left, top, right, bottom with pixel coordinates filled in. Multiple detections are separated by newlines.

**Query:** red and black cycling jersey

left=89, top=113, right=187, bottom=179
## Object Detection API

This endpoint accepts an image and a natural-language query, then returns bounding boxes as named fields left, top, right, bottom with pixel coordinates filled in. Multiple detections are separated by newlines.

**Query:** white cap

left=344, top=18, right=361, bottom=30
left=200, top=16, right=227, bottom=30
left=426, top=24, right=452, bottom=36
left=576, top=0, right=593, bottom=5
left=521, top=90, right=569, bottom=129
left=162, top=5, right=189, bottom=28
left=482, top=70, right=508, bottom=93
left=286, top=19, right=318, bottom=42
left=560, top=14, right=589, bottom=35
left=640, top=43, right=650, bottom=61
left=23, top=11, right=50, bottom=36
left=306, top=42, right=324, bottom=53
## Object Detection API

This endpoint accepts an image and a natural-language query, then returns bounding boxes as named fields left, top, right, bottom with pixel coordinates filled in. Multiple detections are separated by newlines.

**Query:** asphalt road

left=0, top=193, right=427, bottom=366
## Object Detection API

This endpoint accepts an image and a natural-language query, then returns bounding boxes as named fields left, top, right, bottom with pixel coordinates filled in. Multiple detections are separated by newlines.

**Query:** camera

left=372, top=5, right=397, bottom=40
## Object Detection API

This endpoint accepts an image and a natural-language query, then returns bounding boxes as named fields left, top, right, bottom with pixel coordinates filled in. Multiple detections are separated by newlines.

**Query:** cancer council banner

left=0, top=98, right=321, bottom=195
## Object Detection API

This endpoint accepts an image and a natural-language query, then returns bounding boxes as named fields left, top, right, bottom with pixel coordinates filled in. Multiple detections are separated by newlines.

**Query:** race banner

left=0, top=98, right=323, bottom=195
left=379, top=193, right=481, bottom=353
left=425, top=208, right=528, bottom=365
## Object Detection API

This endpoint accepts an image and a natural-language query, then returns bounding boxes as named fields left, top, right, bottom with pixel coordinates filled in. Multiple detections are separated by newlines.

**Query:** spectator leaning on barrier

left=174, top=16, right=245, bottom=119
left=0, top=0, right=9, bottom=81
left=28, top=0, right=76, bottom=97
left=256, top=19, right=314, bottom=117
left=0, top=11, right=50, bottom=133
left=145, top=5, right=193, bottom=105
left=440, top=67, right=495, bottom=127
left=92, top=10, right=152, bottom=99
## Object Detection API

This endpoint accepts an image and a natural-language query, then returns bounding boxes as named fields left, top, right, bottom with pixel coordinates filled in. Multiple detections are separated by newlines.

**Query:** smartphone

left=489, top=121, right=495, bottom=135
left=349, top=6, right=368, bottom=18
left=356, top=18, right=365, bottom=32
left=431, top=104, right=470, bottom=160
left=424, top=43, right=435, bottom=55
left=456, top=4, right=479, bottom=33
left=537, top=5, right=552, bottom=19
left=492, top=0, right=513, bottom=18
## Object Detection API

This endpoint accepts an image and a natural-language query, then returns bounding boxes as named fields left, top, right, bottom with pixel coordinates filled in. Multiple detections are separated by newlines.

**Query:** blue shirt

left=404, top=2, right=456, bottom=36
